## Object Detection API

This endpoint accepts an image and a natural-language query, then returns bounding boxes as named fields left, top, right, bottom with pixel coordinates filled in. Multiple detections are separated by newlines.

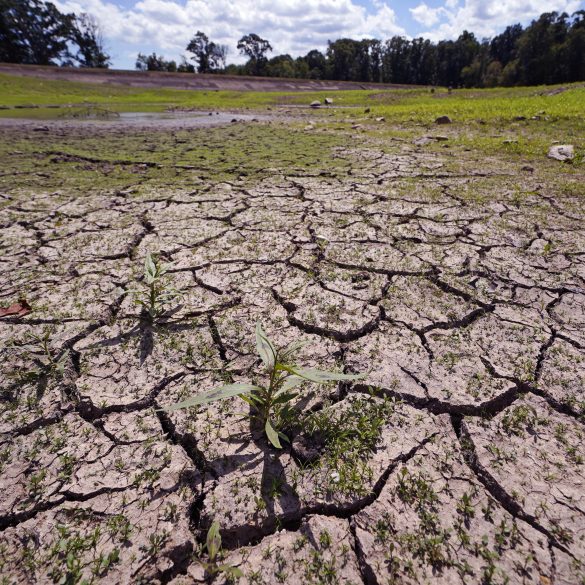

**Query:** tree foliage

left=71, top=13, right=110, bottom=68
left=1, top=2, right=582, bottom=87
left=225, top=12, right=585, bottom=87
left=237, top=33, right=272, bottom=75
left=0, top=0, right=110, bottom=67
left=186, top=31, right=227, bottom=73
left=135, top=52, right=177, bottom=72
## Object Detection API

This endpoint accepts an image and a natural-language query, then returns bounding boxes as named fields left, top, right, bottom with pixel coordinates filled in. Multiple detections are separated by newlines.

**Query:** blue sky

left=55, top=0, right=585, bottom=69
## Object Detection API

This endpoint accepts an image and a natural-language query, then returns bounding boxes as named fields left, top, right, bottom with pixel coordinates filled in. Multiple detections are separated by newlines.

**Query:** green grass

left=0, top=121, right=350, bottom=195
left=293, top=84, right=585, bottom=123
left=0, top=72, right=582, bottom=182
left=1, top=72, right=583, bottom=125
left=0, top=73, right=277, bottom=112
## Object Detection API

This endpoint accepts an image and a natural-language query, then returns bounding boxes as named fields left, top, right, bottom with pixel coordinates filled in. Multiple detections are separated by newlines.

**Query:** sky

left=54, top=0, right=585, bottom=69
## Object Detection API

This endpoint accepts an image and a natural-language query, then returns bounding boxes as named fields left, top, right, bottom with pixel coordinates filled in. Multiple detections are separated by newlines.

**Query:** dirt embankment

left=0, top=62, right=420, bottom=92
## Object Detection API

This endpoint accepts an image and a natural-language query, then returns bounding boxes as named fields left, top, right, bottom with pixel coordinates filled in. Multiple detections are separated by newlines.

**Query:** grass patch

left=0, top=122, right=350, bottom=195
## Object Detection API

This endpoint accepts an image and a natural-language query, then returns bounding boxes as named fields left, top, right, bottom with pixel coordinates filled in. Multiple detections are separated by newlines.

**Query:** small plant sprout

left=127, top=252, right=180, bottom=321
left=9, top=326, right=69, bottom=385
left=200, top=521, right=243, bottom=581
left=165, top=323, right=365, bottom=448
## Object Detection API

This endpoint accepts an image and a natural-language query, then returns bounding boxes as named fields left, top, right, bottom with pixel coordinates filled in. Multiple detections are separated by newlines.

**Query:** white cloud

left=55, top=0, right=406, bottom=67
left=410, top=3, right=444, bottom=27
left=52, top=0, right=585, bottom=67
left=417, top=0, right=583, bottom=41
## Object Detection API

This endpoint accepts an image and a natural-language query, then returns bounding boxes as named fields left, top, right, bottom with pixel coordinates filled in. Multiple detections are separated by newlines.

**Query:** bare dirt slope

left=0, top=62, right=416, bottom=92
left=0, top=115, right=584, bottom=584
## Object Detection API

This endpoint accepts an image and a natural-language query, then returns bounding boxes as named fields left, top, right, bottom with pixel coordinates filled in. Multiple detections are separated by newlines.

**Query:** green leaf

left=163, top=383, right=261, bottom=412
left=286, top=366, right=365, bottom=384
left=255, top=322, right=277, bottom=370
left=145, top=253, right=157, bottom=282
left=280, top=339, right=308, bottom=360
left=206, top=521, right=221, bottom=561
left=272, top=392, right=299, bottom=405
left=218, top=565, right=244, bottom=578
left=55, top=351, right=69, bottom=374
left=278, top=375, right=305, bottom=393
left=265, top=418, right=282, bottom=449
left=239, top=393, right=265, bottom=407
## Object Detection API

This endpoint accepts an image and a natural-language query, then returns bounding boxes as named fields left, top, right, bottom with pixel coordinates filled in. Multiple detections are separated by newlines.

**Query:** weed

left=7, top=327, right=69, bottom=392
left=46, top=524, right=118, bottom=584
left=501, top=404, right=541, bottom=436
left=165, top=323, right=364, bottom=448
left=127, top=252, right=180, bottom=321
left=199, top=521, right=242, bottom=581
left=106, top=515, right=132, bottom=542
left=395, top=467, right=454, bottom=570
left=143, top=531, right=169, bottom=556
left=303, top=394, right=396, bottom=495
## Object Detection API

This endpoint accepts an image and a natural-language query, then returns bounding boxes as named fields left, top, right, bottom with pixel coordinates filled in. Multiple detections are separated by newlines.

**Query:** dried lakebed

left=0, top=116, right=584, bottom=585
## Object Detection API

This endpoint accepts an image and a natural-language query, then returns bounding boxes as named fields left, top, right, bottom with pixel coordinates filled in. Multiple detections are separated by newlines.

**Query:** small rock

left=414, top=137, right=432, bottom=146
left=521, top=165, right=534, bottom=172
left=324, top=97, right=333, bottom=105
left=435, top=115, right=452, bottom=125
left=351, top=124, right=363, bottom=130
left=351, top=272, right=370, bottom=284
left=208, top=112, right=213, bottom=116
left=364, top=107, right=371, bottom=113
left=503, top=139, right=518, bottom=144
left=304, top=124, right=314, bottom=131
left=432, top=135, right=449, bottom=141
left=230, top=118, right=237, bottom=123
left=547, top=144, right=574, bottom=162
left=513, top=116, right=526, bottom=121
left=292, top=432, right=326, bottom=464
left=32, top=125, right=49, bottom=132
left=310, top=100, right=321, bottom=108
left=375, top=117, right=385, bottom=122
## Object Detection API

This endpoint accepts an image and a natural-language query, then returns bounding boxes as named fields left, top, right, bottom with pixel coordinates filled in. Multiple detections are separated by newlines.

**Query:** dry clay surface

left=1, top=120, right=585, bottom=585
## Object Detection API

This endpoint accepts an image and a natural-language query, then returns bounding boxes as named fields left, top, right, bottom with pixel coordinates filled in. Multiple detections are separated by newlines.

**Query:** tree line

left=1, top=1, right=584, bottom=87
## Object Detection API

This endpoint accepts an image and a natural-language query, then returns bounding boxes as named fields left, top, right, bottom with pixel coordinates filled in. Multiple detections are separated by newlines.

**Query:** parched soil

left=0, top=112, right=584, bottom=585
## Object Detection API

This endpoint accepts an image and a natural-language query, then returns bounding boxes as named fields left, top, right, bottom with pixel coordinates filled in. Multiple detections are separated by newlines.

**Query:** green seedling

left=7, top=326, right=69, bottom=387
left=127, top=252, right=180, bottom=321
left=200, top=521, right=243, bottom=581
left=165, top=323, right=365, bottom=448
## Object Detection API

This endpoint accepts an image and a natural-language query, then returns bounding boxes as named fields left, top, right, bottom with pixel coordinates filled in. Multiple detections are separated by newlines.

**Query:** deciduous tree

left=237, top=33, right=272, bottom=75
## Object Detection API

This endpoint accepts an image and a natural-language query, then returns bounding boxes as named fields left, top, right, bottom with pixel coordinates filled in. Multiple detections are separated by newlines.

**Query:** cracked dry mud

left=0, top=115, right=584, bottom=585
